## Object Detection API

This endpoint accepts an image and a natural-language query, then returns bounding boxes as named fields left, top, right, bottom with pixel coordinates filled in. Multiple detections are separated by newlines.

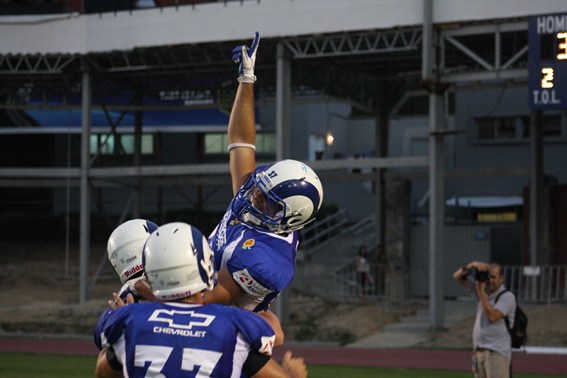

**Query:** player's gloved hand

left=134, top=277, right=161, bottom=302
left=232, top=31, right=260, bottom=83
left=109, top=292, right=134, bottom=310
left=126, top=275, right=146, bottom=296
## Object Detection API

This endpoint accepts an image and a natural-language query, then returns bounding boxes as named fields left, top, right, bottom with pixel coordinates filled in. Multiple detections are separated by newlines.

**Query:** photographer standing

left=453, top=261, right=516, bottom=378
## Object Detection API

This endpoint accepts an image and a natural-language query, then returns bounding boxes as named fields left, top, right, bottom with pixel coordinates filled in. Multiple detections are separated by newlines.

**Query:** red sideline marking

left=1, top=338, right=566, bottom=375
left=274, top=346, right=471, bottom=371
left=273, top=345, right=567, bottom=375
left=0, top=338, right=98, bottom=356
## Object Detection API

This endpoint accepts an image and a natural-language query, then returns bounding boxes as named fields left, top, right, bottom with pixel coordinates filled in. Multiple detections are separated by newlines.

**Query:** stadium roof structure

left=1, top=0, right=565, bottom=113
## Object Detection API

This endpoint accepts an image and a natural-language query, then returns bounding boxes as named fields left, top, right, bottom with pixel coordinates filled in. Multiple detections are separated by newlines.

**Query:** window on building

left=541, top=115, right=562, bottom=138
left=91, top=133, right=154, bottom=155
left=204, top=133, right=276, bottom=154
left=473, top=114, right=565, bottom=142
left=400, top=127, right=429, bottom=157
left=205, top=133, right=228, bottom=154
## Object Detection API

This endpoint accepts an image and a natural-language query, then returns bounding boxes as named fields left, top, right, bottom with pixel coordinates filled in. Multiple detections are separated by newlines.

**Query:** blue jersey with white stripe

left=94, top=278, right=145, bottom=350
left=99, top=301, right=275, bottom=378
left=94, top=307, right=112, bottom=350
left=208, top=200, right=299, bottom=312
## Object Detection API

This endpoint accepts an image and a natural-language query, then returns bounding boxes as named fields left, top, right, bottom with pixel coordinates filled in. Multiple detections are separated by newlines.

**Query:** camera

left=471, top=268, right=489, bottom=282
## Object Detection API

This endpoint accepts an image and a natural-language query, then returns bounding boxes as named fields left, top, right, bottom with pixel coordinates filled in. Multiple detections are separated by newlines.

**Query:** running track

left=0, top=337, right=565, bottom=375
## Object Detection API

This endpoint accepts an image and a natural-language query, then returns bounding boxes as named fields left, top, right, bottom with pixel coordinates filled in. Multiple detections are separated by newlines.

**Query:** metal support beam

left=439, top=21, right=529, bottom=84
left=276, top=42, right=291, bottom=160
left=529, top=110, right=543, bottom=300
left=275, top=42, right=292, bottom=324
left=428, top=90, right=446, bottom=331
left=0, top=54, right=78, bottom=74
left=283, top=29, right=422, bottom=58
left=133, top=97, right=143, bottom=218
left=374, top=84, right=389, bottom=247
left=79, top=65, right=92, bottom=304
left=423, top=0, right=446, bottom=332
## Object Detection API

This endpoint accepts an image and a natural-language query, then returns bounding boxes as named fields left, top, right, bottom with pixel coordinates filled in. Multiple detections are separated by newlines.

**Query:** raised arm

left=228, top=32, right=260, bottom=194
left=452, top=264, right=469, bottom=289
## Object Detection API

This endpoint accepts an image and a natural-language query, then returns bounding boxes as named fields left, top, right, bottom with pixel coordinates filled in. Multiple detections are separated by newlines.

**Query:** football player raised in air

left=205, top=32, right=323, bottom=337
left=95, top=222, right=307, bottom=378
left=133, top=32, right=323, bottom=345
left=94, top=219, right=158, bottom=350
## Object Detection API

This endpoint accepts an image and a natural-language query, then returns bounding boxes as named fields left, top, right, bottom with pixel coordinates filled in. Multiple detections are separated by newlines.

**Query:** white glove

left=232, top=31, right=260, bottom=83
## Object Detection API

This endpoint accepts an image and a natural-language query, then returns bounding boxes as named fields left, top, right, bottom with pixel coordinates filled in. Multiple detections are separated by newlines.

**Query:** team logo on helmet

left=124, top=264, right=143, bottom=279
left=126, top=256, right=137, bottom=263
left=242, top=239, right=255, bottom=250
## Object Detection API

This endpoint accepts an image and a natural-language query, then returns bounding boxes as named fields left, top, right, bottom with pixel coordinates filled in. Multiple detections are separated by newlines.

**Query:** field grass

left=0, top=353, right=96, bottom=378
left=0, top=352, right=561, bottom=378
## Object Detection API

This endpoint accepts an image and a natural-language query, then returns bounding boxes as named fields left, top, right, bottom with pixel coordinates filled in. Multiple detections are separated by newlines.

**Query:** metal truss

left=439, top=22, right=528, bottom=83
left=0, top=20, right=530, bottom=86
left=0, top=54, right=78, bottom=74
left=283, top=28, right=422, bottom=59
left=88, top=41, right=252, bottom=74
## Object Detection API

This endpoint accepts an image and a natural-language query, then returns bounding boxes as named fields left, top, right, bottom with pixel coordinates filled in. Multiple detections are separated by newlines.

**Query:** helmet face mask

left=232, top=159, right=323, bottom=234
left=106, top=219, right=158, bottom=284
left=143, top=222, right=215, bottom=301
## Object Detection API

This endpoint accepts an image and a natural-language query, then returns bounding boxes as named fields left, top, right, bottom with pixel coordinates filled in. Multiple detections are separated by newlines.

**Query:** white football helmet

left=143, top=222, right=215, bottom=301
left=231, top=159, right=324, bottom=234
left=107, top=219, right=158, bottom=284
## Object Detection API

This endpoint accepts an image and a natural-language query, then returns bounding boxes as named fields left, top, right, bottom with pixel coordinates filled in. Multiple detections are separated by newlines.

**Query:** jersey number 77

left=134, top=345, right=222, bottom=377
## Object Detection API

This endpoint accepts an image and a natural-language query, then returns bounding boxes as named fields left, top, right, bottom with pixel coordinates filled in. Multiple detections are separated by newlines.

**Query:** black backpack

left=495, top=290, right=528, bottom=348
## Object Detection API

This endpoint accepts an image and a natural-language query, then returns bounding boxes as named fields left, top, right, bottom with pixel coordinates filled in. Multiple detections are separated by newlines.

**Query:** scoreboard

left=528, top=13, right=567, bottom=110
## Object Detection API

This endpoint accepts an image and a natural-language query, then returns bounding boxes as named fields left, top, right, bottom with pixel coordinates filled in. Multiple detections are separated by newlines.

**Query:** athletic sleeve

left=229, top=308, right=276, bottom=356
left=242, top=350, right=271, bottom=377
left=227, top=237, right=295, bottom=297
left=105, top=346, right=124, bottom=371
left=93, top=308, right=114, bottom=350
left=99, top=306, right=132, bottom=348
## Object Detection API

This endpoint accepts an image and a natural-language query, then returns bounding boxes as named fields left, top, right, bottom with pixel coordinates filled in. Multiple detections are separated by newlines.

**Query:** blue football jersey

left=94, top=307, right=113, bottom=350
left=94, top=278, right=145, bottom=350
left=99, top=302, right=275, bottom=378
left=208, top=200, right=299, bottom=312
